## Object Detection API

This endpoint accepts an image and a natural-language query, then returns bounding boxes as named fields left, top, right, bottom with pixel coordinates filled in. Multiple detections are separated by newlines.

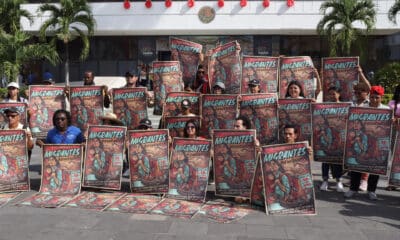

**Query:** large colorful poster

left=105, top=194, right=162, bottom=214
left=113, top=87, right=148, bottom=129
left=83, top=125, right=126, bottom=190
left=200, top=94, right=238, bottom=138
left=0, top=102, right=27, bottom=128
left=163, top=92, right=200, bottom=117
left=29, top=86, right=66, bottom=138
left=344, top=107, right=392, bottom=175
left=0, top=192, right=21, bottom=208
left=128, top=129, right=169, bottom=194
left=389, top=130, right=400, bottom=186
left=151, top=198, right=202, bottom=219
left=241, top=56, right=279, bottom=94
left=250, top=159, right=265, bottom=208
left=0, top=130, right=29, bottom=192
left=18, top=193, right=74, bottom=208
left=208, top=41, right=241, bottom=94
left=165, top=116, right=201, bottom=138
left=322, top=57, right=359, bottom=102
left=213, top=130, right=257, bottom=198
left=168, top=138, right=211, bottom=202
left=63, top=191, right=124, bottom=211
left=279, top=56, right=316, bottom=99
left=197, top=202, right=251, bottom=223
left=170, top=37, right=203, bottom=87
left=261, top=142, right=315, bottom=215
left=152, top=61, right=184, bottom=115
left=239, top=93, right=279, bottom=145
left=312, top=103, right=351, bottom=164
left=278, top=99, right=312, bottom=144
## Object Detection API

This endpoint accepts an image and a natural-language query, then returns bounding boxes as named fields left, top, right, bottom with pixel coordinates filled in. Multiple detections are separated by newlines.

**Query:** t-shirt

left=46, top=125, right=85, bottom=144
left=389, top=100, right=400, bottom=117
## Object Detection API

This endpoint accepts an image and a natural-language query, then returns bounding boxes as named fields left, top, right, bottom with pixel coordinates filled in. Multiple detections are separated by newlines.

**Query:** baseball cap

left=125, top=69, right=139, bottom=77
left=43, top=78, right=55, bottom=84
left=213, top=82, right=225, bottom=90
left=7, top=82, right=20, bottom=89
left=248, top=79, right=260, bottom=86
left=181, top=99, right=192, bottom=109
left=137, top=118, right=152, bottom=129
left=4, top=107, right=19, bottom=114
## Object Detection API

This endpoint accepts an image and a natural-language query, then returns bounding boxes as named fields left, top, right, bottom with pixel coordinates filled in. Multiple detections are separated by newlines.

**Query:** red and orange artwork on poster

left=344, top=107, right=392, bottom=175
left=278, top=99, right=312, bottom=144
left=40, top=144, right=83, bottom=195
left=168, top=138, right=211, bottom=202
left=389, top=129, right=400, bottom=186
left=113, top=87, right=148, bottom=130
left=151, top=198, right=202, bottom=219
left=208, top=41, right=241, bottom=94
left=29, top=86, right=66, bottom=138
left=128, top=129, right=169, bottom=194
left=0, top=192, right=21, bottom=208
left=312, top=103, right=351, bottom=164
left=63, top=191, right=124, bottom=211
left=213, top=130, right=257, bottom=198
left=261, top=142, right=316, bottom=215
left=241, top=56, right=279, bottom=94
left=250, top=159, right=265, bottom=208
left=152, top=61, right=184, bottom=115
left=322, top=57, right=359, bottom=102
left=69, top=86, right=104, bottom=133
left=18, top=193, right=75, bottom=208
left=163, top=92, right=200, bottom=117
left=0, top=102, right=27, bottom=128
left=105, top=194, right=162, bottom=214
left=279, top=56, right=316, bottom=99
left=200, top=94, right=238, bottom=138
left=239, top=93, right=279, bottom=145
left=197, top=201, right=251, bottom=223
left=170, top=37, right=203, bottom=87
left=83, top=125, right=126, bottom=190
left=165, top=116, right=201, bottom=139
left=0, top=130, right=29, bottom=192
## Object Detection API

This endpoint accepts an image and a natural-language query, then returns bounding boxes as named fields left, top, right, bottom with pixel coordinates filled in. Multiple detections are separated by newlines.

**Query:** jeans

left=350, top=171, right=379, bottom=192
left=321, top=163, right=343, bottom=181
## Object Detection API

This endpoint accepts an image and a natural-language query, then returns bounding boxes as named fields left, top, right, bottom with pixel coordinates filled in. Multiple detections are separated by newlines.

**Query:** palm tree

left=0, top=0, right=32, bottom=34
left=317, top=0, right=376, bottom=56
left=38, top=0, right=95, bottom=85
left=389, top=0, right=400, bottom=23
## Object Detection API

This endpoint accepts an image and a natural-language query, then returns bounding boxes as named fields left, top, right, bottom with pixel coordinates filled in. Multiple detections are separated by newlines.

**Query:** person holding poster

left=184, top=119, right=204, bottom=140
left=82, top=71, right=111, bottom=108
left=192, top=65, right=210, bottom=94
left=2, top=107, right=34, bottom=152
left=285, top=80, right=306, bottom=99
left=248, top=79, right=262, bottom=94
left=2, top=82, right=28, bottom=103
left=212, top=82, right=225, bottom=94
left=283, top=124, right=313, bottom=158
left=177, top=99, right=196, bottom=117
left=387, top=85, right=400, bottom=191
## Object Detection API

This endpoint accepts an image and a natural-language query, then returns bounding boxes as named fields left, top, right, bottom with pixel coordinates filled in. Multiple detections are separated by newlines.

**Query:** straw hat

left=100, top=112, right=123, bottom=126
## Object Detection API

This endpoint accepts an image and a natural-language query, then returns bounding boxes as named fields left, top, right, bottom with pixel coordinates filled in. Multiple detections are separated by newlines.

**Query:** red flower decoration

left=263, top=0, right=270, bottom=8
left=218, top=0, right=224, bottom=8
left=165, top=0, right=172, bottom=8
left=287, top=0, right=294, bottom=7
left=145, top=0, right=152, bottom=8
left=240, top=0, right=247, bottom=8
left=188, top=0, right=194, bottom=8
left=123, top=0, right=130, bottom=9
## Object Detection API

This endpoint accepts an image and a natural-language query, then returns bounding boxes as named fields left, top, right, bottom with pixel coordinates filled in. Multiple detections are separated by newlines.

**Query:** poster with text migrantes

left=208, top=41, right=241, bottom=94
left=63, top=191, right=124, bottom=211
left=312, top=103, right=351, bottom=164
left=279, top=56, right=316, bottom=99
left=197, top=201, right=251, bottom=223
left=164, top=92, right=200, bottom=117
left=128, top=129, right=169, bottom=194
left=152, top=61, right=183, bottom=115
left=113, top=87, right=148, bottom=129
left=250, top=159, right=265, bottom=208
left=70, top=86, right=104, bottom=133
left=165, top=116, right=201, bottom=138
left=29, top=86, right=66, bottom=138
left=322, top=57, right=359, bottom=102
left=239, top=93, right=279, bottom=145
left=261, top=142, right=315, bottom=215
left=0, top=102, right=27, bottom=128
left=0, top=130, right=29, bottom=192
left=389, top=130, right=400, bottom=186
left=278, top=99, right=312, bottom=144
left=40, top=144, right=83, bottom=195
left=213, top=130, right=257, bottom=198
left=151, top=198, right=202, bottom=219
left=168, top=138, right=211, bottom=202
left=241, top=56, right=279, bottom=94
left=170, top=37, right=203, bottom=87
left=200, top=94, right=238, bottom=138
left=105, top=194, right=162, bottom=214
left=83, top=125, right=126, bottom=190
left=344, top=107, right=392, bottom=175
left=18, top=193, right=74, bottom=208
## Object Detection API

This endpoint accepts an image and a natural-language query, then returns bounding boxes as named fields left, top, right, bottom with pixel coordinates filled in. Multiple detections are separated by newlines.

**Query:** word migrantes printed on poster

left=213, top=130, right=257, bottom=198
left=241, top=56, right=279, bottom=94
left=0, top=130, right=29, bottom=192
left=250, top=159, right=265, bottom=208
left=83, top=125, right=127, bottom=190
left=344, top=107, right=392, bottom=175
left=261, top=142, right=316, bottom=215
left=389, top=129, right=400, bottom=186
left=0, top=102, right=27, bottom=129
left=170, top=37, right=203, bottom=87
left=63, top=191, right=125, bottom=211
left=278, top=98, right=312, bottom=144
left=165, top=116, right=201, bottom=138
left=239, top=93, right=279, bottom=145
left=163, top=92, right=200, bottom=117
left=279, top=56, right=316, bottom=99
left=151, top=198, right=202, bottom=219
left=152, top=61, right=184, bottom=115
left=208, top=41, right=242, bottom=94
left=128, top=129, right=169, bottom=194
left=168, top=138, right=211, bottom=202
left=105, top=194, right=162, bottom=214
left=311, top=103, right=351, bottom=164
left=322, top=57, right=359, bottom=102
left=69, top=86, right=104, bottom=133
left=29, top=86, right=66, bottom=138
left=200, top=94, right=238, bottom=138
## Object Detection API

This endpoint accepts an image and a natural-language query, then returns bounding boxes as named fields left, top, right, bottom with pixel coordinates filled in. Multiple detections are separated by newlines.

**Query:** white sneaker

left=320, top=181, right=329, bottom=191
left=344, top=190, right=356, bottom=198
left=359, top=180, right=368, bottom=191
left=336, top=182, right=345, bottom=192
left=368, top=191, right=378, bottom=201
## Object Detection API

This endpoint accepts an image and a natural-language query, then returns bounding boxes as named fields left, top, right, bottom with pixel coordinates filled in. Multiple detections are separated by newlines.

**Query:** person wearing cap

left=100, top=112, right=124, bottom=126
left=177, top=99, right=196, bottom=117
left=2, top=82, right=28, bottom=103
left=1, top=107, right=34, bottom=151
left=248, top=79, right=262, bottom=94
left=213, top=82, right=225, bottom=95
left=42, top=78, right=55, bottom=85
left=125, top=70, right=140, bottom=88
left=136, top=118, right=153, bottom=130
left=82, top=71, right=110, bottom=108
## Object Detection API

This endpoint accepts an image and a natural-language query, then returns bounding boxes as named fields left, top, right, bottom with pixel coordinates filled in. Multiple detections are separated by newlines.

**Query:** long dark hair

left=285, top=80, right=305, bottom=98
left=184, top=119, right=200, bottom=138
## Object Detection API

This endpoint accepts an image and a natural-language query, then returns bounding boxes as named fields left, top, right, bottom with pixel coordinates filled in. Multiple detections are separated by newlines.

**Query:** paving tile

left=245, top=225, right=287, bottom=239
left=168, top=221, right=208, bottom=236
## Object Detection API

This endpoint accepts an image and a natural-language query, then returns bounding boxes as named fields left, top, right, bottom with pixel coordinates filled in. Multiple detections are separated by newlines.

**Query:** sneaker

left=368, top=191, right=378, bottom=201
left=344, top=190, right=356, bottom=198
left=336, top=182, right=345, bottom=192
left=320, top=181, right=329, bottom=191
left=122, top=169, right=130, bottom=178
left=359, top=180, right=368, bottom=191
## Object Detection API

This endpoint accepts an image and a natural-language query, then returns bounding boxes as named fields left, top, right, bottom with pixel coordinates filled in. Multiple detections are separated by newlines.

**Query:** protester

left=2, top=82, right=28, bottom=103
left=100, top=112, right=124, bottom=126
left=183, top=119, right=204, bottom=139
left=136, top=118, right=153, bottom=130
left=83, top=71, right=111, bottom=108
left=248, top=79, right=261, bottom=93
left=283, top=124, right=313, bottom=158
left=193, top=65, right=210, bottom=94
left=285, top=80, right=305, bottom=99
left=177, top=99, right=196, bottom=117
left=212, top=82, right=225, bottom=94
left=124, top=70, right=140, bottom=88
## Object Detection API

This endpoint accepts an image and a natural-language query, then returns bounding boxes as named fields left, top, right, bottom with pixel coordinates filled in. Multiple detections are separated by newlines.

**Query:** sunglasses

left=6, top=114, right=18, bottom=118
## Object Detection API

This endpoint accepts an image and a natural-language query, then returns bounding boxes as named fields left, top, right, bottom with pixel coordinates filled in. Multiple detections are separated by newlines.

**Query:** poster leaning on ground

left=213, top=130, right=257, bottom=198
left=250, top=159, right=265, bottom=208
left=29, top=86, right=66, bottom=138
left=163, top=92, right=200, bottom=117
left=389, top=129, right=400, bottom=186
left=311, top=103, right=351, bottom=164
left=241, top=56, right=279, bottom=94
left=0, top=102, right=27, bottom=128
left=113, top=87, right=148, bottom=129
left=165, top=116, right=201, bottom=138
left=261, top=142, right=315, bottom=215
left=128, top=129, right=169, bottom=194
left=344, top=107, right=392, bottom=175
left=83, top=125, right=126, bottom=190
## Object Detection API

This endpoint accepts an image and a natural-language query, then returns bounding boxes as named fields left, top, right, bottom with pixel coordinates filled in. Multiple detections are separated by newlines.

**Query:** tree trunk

left=65, top=42, right=70, bottom=86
